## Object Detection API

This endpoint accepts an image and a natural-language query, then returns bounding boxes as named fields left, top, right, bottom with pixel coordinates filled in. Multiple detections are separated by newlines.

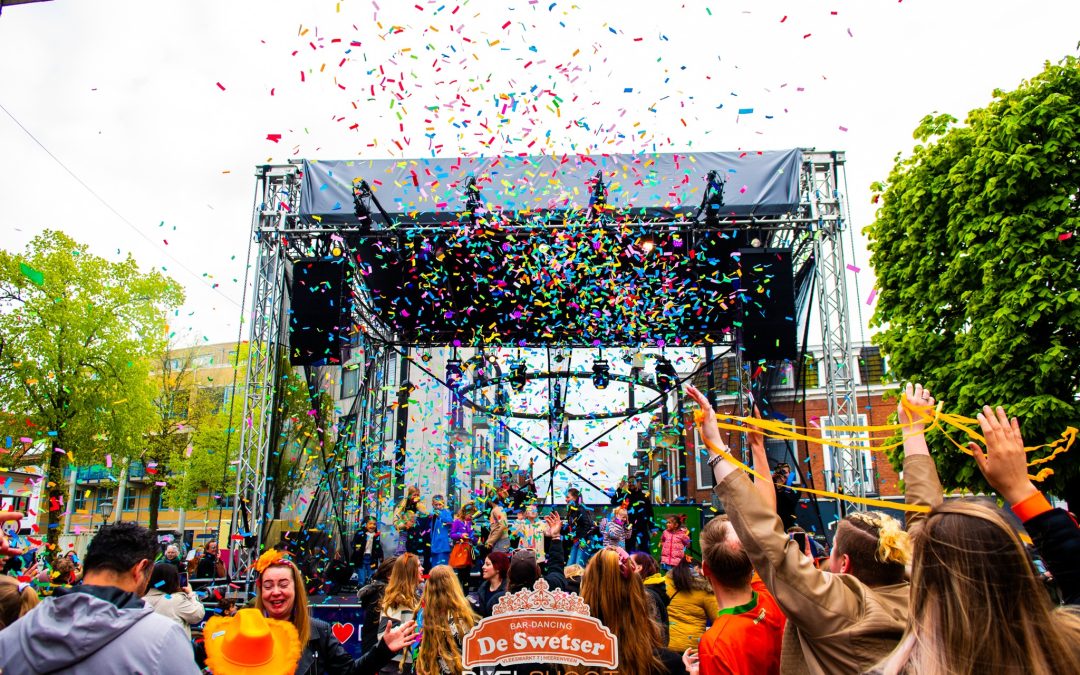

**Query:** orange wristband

left=1011, top=490, right=1052, bottom=523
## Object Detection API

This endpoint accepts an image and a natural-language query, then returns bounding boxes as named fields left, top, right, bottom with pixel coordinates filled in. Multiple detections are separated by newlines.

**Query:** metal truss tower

left=803, top=151, right=865, bottom=507
left=229, top=151, right=866, bottom=587
left=228, top=164, right=300, bottom=584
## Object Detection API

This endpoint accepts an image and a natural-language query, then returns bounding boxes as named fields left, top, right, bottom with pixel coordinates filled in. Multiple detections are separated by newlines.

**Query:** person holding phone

left=143, top=562, right=205, bottom=641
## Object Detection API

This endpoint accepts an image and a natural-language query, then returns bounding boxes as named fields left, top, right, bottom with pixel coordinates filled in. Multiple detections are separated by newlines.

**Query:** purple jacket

left=450, top=518, right=474, bottom=542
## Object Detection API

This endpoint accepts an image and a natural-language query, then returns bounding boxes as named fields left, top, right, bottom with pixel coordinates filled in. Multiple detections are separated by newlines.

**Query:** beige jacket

left=143, top=588, right=206, bottom=640
left=713, top=454, right=942, bottom=674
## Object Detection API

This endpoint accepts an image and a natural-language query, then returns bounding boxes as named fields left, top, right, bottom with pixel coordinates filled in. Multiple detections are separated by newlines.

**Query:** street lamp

left=97, top=500, right=114, bottom=531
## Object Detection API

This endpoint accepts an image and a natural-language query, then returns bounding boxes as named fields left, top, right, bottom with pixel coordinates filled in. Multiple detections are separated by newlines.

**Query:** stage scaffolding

left=226, top=150, right=863, bottom=587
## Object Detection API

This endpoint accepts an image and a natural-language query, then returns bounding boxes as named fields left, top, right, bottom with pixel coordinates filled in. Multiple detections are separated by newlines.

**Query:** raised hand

left=383, top=619, right=419, bottom=653
left=545, top=511, right=562, bottom=538
left=898, top=382, right=935, bottom=435
left=0, top=511, right=25, bottom=557
left=970, top=405, right=1037, bottom=504
left=686, top=384, right=738, bottom=481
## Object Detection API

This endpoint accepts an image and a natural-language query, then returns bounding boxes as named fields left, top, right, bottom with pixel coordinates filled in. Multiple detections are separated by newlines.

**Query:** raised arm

left=896, top=383, right=944, bottom=540
left=972, top=405, right=1080, bottom=605
left=685, top=385, right=862, bottom=636
left=746, top=407, right=776, bottom=512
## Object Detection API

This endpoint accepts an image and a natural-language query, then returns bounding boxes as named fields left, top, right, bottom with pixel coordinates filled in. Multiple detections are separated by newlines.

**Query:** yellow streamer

left=698, top=435, right=931, bottom=514
left=695, top=398, right=1077, bottom=484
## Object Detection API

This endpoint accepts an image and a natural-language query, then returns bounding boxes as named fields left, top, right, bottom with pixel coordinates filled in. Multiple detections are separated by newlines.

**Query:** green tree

left=165, top=347, right=244, bottom=516
left=866, top=55, right=1080, bottom=509
left=265, top=359, right=333, bottom=522
left=143, top=346, right=218, bottom=531
left=0, top=230, right=184, bottom=548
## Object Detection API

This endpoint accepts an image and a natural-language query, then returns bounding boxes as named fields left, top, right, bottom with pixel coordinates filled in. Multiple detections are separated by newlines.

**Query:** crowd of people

left=1, top=384, right=1078, bottom=674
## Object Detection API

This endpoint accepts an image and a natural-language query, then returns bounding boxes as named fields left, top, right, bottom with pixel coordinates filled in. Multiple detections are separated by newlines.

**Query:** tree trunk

left=148, top=484, right=162, bottom=532
left=45, top=438, right=66, bottom=554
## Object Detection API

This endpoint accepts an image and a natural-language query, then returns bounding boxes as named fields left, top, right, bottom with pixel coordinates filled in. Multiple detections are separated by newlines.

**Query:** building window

left=123, top=488, right=138, bottom=511
left=798, top=353, right=819, bottom=389
left=693, top=428, right=713, bottom=491
left=857, top=347, right=886, bottom=385
left=820, top=414, right=876, bottom=495
left=72, top=488, right=89, bottom=511
left=340, top=366, right=360, bottom=399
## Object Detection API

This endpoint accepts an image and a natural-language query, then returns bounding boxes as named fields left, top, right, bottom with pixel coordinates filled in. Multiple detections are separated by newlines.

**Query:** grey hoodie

left=0, top=585, right=200, bottom=675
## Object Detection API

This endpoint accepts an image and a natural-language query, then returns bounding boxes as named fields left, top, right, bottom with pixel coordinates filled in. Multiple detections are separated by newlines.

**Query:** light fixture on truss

left=655, top=356, right=677, bottom=393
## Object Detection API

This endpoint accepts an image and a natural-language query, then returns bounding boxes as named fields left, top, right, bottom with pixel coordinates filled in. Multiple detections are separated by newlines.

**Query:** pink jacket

left=660, top=527, right=691, bottom=566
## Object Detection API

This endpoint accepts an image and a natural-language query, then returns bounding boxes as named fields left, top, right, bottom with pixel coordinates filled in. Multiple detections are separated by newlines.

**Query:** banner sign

left=463, top=579, right=618, bottom=670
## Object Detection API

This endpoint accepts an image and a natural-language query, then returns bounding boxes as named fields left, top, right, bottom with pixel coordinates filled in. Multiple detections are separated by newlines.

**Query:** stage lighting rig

left=464, top=176, right=482, bottom=225
left=655, top=356, right=677, bottom=393
left=586, top=170, right=607, bottom=221
left=352, top=178, right=395, bottom=232
left=637, top=232, right=657, bottom=254
left=446, top=358, right=464, bottom=390
left=694, top=169, right=727, bottom=226
left=592, top=359, right=611, bottom=390
left=509, top=361, right=528, bottom=393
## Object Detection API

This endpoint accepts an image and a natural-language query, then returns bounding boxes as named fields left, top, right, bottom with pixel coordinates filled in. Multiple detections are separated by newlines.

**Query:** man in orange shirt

left=696, top=516, right=786, bottom=675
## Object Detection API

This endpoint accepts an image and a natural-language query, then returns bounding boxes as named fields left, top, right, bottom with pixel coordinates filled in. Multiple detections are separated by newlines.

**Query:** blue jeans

left=568, top=541, right=591, bottom=567
left=356, top=554, right=374, bottom=585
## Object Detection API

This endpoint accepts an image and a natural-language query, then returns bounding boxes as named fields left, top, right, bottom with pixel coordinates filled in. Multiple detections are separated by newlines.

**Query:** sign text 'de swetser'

left=462, top=579, right=618, bottom=669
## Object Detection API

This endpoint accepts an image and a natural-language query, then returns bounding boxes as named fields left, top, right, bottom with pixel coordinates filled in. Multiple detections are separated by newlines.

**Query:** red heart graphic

left=331, top=622, right=354, bottom=644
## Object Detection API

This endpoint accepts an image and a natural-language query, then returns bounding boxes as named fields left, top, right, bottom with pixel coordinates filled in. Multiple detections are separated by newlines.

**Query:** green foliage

left=0, top=230, right=184, bottom=543
left=866, top=56, right=1080, bottom=503
left=164, top=345, right=246, bottom=512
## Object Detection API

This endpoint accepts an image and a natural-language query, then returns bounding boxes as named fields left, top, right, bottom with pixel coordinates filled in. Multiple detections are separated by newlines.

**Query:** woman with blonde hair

left=0, top=575, right=39, bottom=631
left=581, top=547, right=687, bottom=675
left=252, top=548, right=417, bottom=674
left=415, top=565, right=479, bottom=675
left=687, top=382, right=943, bottom=674
left=873, top=405, right=1080, bottom=674
left=378, top=552, right=424, bottom=674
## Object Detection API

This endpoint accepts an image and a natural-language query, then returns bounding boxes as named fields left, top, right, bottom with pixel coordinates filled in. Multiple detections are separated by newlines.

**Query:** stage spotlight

left=592, top=359, right=611, bottom=390
left=655, top=356, right=677, bottom=393
left=510, top=361, right=527, bottom=393
left=638, top=233, right=656, bottom=254
left=352, top=180, right=374, bottom=232
left=446, top=359, right=464, bottom=390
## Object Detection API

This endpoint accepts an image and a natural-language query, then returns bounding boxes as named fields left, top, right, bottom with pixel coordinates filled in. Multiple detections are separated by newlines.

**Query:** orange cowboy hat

left=204, top=608, right=302, bottom=675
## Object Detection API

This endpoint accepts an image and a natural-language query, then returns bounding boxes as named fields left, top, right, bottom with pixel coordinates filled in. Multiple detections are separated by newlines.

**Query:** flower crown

left=254, top=548, right=295, bottom=575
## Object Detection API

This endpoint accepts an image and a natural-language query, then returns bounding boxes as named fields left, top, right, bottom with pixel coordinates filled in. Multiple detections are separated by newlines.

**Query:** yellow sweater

left=664, top=573, right=719, bottom=652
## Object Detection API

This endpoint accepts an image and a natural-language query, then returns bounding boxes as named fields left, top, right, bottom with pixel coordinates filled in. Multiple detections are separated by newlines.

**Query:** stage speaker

left=289, top=259, right=348, bottom=366
left=737, top=248, right=796, bottom=362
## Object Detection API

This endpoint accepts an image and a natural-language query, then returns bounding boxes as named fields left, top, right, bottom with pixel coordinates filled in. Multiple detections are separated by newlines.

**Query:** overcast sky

left=2, top=0, right=1077, bottom=346
left=3, top=0, right=1078, bottom=502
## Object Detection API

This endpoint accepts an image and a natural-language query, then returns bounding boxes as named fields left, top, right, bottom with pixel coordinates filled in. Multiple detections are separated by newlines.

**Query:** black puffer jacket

left=356, top=579, right=387, bottom=654
left=295, top=618, right=396, bottom=675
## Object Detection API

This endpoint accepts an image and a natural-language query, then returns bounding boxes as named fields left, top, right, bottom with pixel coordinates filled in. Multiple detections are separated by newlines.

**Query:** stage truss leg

left=805, top=151, right=865, bottom=508
left=228, top=165, right=300, bottom=589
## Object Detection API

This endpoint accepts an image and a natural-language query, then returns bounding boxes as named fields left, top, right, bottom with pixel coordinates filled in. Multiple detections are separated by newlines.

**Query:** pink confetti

left=846, top=264, right=861, bottom=273
left=1059, top=232, right=1074, bottom=241
left=216, top=82, right=226, bottom=91
left=839, top=126, right=849, bottom=132
left=105, top=454, right=112, bottom=468
left=866, top=288, right=878, bottom=305
left=19, top=437, right=31, bottom=443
